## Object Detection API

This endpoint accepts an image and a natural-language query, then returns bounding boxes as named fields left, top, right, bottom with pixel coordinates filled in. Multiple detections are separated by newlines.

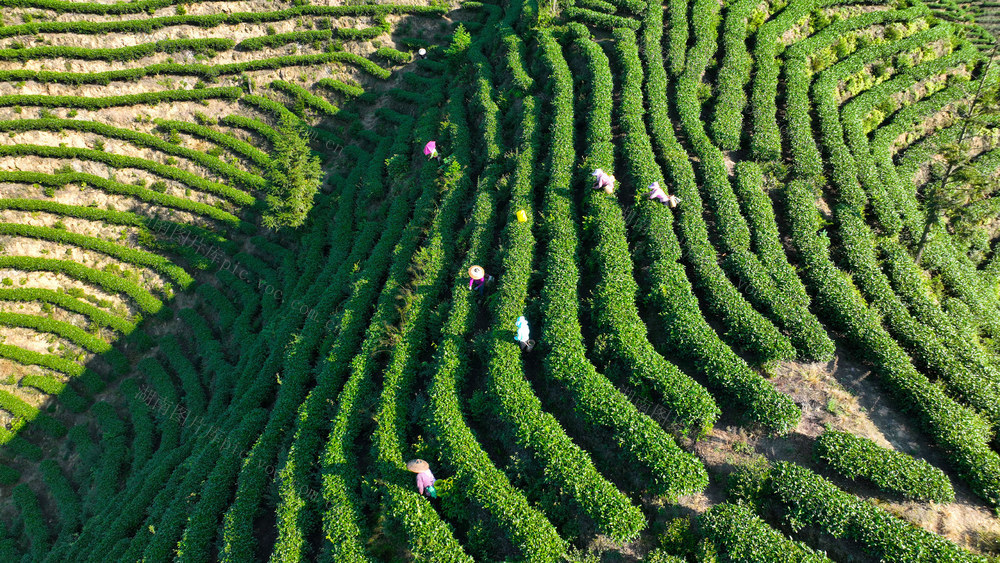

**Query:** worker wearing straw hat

left=468, top=265, right=492, bottom=295
left=407, top=459, right=437, bottom=498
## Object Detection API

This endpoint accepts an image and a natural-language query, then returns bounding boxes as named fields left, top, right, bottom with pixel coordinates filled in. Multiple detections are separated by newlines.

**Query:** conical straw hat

left=468, top=265, right=484, bottom=280
left=406, top=459, right=429, bottom=473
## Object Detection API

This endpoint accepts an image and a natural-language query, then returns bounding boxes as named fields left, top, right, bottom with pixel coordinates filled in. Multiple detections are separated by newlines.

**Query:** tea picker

left=647, top=181, right=681, bottom=208
left=424, top=140, right=440, bottom=161
left=515, top=316, right=535, bottom=352
left=592, top=169, right=616, bottom=194
left=407, top=459, right=437, bottom=498
left=418, top=48, right=427, bottom=59
left=468, top=265, right=492, bottom=295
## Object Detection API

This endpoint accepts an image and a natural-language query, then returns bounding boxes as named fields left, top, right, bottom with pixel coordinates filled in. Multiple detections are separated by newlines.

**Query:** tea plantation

left=0, top=0, right=998, bottom=559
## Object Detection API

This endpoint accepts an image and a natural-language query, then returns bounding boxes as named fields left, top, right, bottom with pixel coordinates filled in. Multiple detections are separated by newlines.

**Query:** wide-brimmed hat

left=406, top=459, right=430, bottom=473
left=468, top=265, right=484, bottom=280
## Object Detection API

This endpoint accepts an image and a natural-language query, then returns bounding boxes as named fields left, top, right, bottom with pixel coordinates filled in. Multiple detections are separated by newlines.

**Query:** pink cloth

left=647, top=182, right=680, bottom=207
left=647, top=182, right=669, bottom=203
left=416, top=469, right=436, bottom=494
left=424, top=141, right=437, bottom=157
left=469, top=277, right=484, bottom=290
left=592, top=169, right=615, bottom=190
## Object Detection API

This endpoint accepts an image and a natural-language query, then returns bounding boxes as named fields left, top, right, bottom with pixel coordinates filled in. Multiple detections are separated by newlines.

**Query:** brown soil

left=678, top=354, right=1000, bottom=557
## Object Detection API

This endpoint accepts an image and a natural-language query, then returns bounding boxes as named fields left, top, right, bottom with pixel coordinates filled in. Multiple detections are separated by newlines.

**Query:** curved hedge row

left=782, top=6, right=930, bottom=179
left=709, top=0, right=752, bottom=150
left=814, top=430, right=954, bottom=502
left=749, top=0, right=885, bottom=161
left=0, top=343, right=104, bottom=393
left=0, top=311, right=110, bottom=354
left=0, top=388, right=66, bottom=437
left=375, top=46, right=411, bottom=65
left=635, top=0, right=799, bottom=432
left=673, top=3, right=834, bottom=362
left=501, top=29, right=534, bottom=92
left=0, top=0, right=446, bottom=17
left=0, top=51, right=388, bottom=85
left=377, top=84, right=564, bottom=560
left=315, top=78, right=364, bottom=98
left=0, top=223, right=193, bottom=289
left=0, top=144, right=253, bottom=206
left=19, top=374, right=89, bottom=413
left=218, top=149, right=374, bottom=562
left=39, top=459, right=83, bottom=541
left=482, top=92, right=646, bottom=541
left=732, top=161, right=829, bottom=357
left=0, top=256, right=162, bottom=313
left=310, top=149, right=445, bottom=560
left=0, top=172, right=243, bottom=228
left=782, top=179, right=1000, bottom=508
left=0, top=287, right=134, bottom=334
left=812, top=41, right=1000, bottom=425
left=699, top=503, right=833, bottom=562
left=575, top=24, right=719, bottom=436
left=0, top=118, right=261, bottom=200
left=0, top=86, right=241, bottom=110
left=0, top=197, right=233, bottom=254
left=236, top=30, right=331, bottom=51
left=266, top=115, right=429, bottom=560
left=768, top=462, right=986, bottom=562
left=642, top=15, right=797, bottom=364
left=565, top=6, right=641, bottom=29
left=153, top=119, right=271, bottom=169
left=538, top=31, right=708, bottom=497
left=0, top=38, right=234, bottom=62
left=12, top=484, right=49, bottom=560
left=270, top=80, right=340, bottom=118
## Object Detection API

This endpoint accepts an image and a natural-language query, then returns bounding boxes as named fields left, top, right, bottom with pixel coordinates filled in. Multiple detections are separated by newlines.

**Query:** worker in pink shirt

left=467, top=265, right=492, bottom=295
left=591, top=168, right=616, bottom=194
left=407, top=459, right=437, bottom=498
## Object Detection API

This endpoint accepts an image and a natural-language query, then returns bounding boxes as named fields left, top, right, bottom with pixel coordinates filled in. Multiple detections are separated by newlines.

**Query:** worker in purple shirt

left=467, top=265, right=492, bottom=295
left=407, top=459, right=437, bottom=498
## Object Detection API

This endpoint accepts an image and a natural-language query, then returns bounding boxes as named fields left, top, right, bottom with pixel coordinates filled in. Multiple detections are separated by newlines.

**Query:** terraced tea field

left=0, top=0, right=998, bottom=559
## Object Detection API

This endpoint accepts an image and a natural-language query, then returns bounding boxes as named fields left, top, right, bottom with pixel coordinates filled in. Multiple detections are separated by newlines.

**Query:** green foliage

left=782, top=179, right=1000, bottom=508
left=0, top=117, right=259, bottom=201
left=0, top=38, right=234, bottom=62
left=444, top=24, right=471, bottom=60
left=0, top=256, right=162, bottom=313
left=700, top=503, right=833, bottom=562
left=633, top=0, right=800, bottom=433
left=538, top=29, right=708, bottom=497
left=40, top=459, right=83, bottom=539
left=261, top=114, right=322, bottom=229
left=315, top=77, right=364, bottom=98
left=270, top=79, right=340, bottom=118
left=13, top=484, right=50, bottom=560
left=0, top=223, right=193, bottom=288
left=814, top=430, right=954, bottom=502
left=374, top=46, right=410, bottom=64
left=236, top=29, right=331, bottom=51
left=768, top=462, right=987, bottom=562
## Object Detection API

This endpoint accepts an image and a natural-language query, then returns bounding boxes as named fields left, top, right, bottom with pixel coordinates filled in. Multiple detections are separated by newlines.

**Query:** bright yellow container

left=516, top=209, right=528, bottom=222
